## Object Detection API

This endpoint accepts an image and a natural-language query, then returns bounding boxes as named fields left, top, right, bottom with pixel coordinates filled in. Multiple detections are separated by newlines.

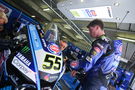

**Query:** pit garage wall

left=119, top=23, right=135, bottom=61
left=122, top=42, right=135, bottom=60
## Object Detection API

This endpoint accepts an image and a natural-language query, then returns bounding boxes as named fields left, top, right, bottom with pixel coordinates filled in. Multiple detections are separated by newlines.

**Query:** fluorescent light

left=81, top=0, right=84, bottom=2
left=117, top=37, right=135, bottom=42
left=116, top=17, right=120, bottom=20
left=114, top=2, right=120, bottom=6
left=31, top=15, right=36, bottom=18
left=43, top=8, right=50, bottom=11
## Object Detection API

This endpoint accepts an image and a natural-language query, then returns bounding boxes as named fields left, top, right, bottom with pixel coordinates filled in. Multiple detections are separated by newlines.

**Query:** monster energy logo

left=21, top=46, right=30, bottom=53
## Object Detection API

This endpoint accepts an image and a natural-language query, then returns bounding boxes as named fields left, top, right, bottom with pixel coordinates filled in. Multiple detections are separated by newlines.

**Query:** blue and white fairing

left=11, top=24, right=64, bottom=89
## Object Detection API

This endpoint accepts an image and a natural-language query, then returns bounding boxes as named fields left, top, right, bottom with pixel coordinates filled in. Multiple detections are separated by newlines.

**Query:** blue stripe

left=28, top=24, right=42, bottom=50
left=27, top=25, right=40, bottom=90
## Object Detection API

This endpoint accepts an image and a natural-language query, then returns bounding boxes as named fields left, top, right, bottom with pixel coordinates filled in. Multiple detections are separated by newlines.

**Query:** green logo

left=21, top=46, right=30, bottom=53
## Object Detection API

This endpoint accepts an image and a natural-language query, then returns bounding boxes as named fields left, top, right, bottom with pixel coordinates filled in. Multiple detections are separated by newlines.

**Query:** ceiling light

left=43, top=8, right=50, bottom=11
left=114, top=2, right=120, bottom=6
left=116, top=17, right=120, bottom=20
left=117, top=37, right=135, bottom=42
left=70, top=1, right=72, bottom=5
left=81, top=0, right=84, bottom=2
left=31, top=15, right=36, bottom=18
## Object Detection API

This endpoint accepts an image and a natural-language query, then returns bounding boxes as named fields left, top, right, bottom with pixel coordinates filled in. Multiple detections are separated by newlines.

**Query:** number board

left=42, top=52, right=63, bottom=74
left=36, top=50, right=63, bottom=74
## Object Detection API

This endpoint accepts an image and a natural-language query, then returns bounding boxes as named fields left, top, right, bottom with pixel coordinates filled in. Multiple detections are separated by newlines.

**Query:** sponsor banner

left=12, top=56, right=36, bottom=83
left=70, top=6, right=113, bottom=19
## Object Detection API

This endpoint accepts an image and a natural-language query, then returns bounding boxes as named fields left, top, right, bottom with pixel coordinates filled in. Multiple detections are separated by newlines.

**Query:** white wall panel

left=131, top=24, right=135, bottom=31
left=125, top=43, right=135, bottom=60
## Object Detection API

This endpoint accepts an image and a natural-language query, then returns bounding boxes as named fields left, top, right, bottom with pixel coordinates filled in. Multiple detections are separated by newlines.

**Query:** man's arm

left=70, top=40, right=109, bottom=72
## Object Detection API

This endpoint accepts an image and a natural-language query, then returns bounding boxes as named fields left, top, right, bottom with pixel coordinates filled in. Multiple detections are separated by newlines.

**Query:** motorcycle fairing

left=12, top=52, right=36, bottom=83
left=28, top=24, right=63, bottom=82
left=11, top=24, right=63, bottom=89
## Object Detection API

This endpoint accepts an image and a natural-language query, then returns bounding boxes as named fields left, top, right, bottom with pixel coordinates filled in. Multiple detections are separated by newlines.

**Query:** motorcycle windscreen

left=27, top=24, right=63, bottom=83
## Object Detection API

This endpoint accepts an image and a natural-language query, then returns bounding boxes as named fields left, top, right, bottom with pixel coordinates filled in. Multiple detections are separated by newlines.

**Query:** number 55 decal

left=42, top=54, right=62, bottom=71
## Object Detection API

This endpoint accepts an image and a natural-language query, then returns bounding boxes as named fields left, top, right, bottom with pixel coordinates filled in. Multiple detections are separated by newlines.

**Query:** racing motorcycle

left=0, top=23, right=65, bottom=90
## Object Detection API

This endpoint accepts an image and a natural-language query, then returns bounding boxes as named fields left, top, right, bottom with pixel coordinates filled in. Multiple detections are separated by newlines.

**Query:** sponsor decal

left=48, top=44, right=60, bottom=54
left=70, top=61, right=79, bottom=69
left=44, top=74, right=58, bottom=81
left=12, top=57, right=36, bottom=83
left=94, top=47, right=101, bottom=53
left=42, top=39, right=46, bottom=47
left=21, top=46, right=30, bottom=53
left=16, top=52, right=31, bottom=66
left=44, top=74, right=50, bottom=81
left=85, top=9, right=97, bottom=17
left=12, top=59, right=29, bottom=73
left=49, top=75, right=58, bottom=80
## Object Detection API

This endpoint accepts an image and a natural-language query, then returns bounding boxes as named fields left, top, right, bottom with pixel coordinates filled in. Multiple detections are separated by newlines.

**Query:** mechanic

left=0, top=11, right=8, bottom=38
left=0, top=11, right=11, bottom=51
left=70, top=19, right=122, bottom=90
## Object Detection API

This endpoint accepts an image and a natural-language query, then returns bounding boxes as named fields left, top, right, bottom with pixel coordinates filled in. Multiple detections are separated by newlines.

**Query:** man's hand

left=71, top=70, right=77, bottom=77
left=60, top=40, right=68, bottom=51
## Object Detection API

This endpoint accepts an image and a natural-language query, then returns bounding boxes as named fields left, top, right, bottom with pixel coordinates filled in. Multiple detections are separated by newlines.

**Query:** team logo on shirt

left=86, top=56, right=92, bottom=62
left=70, top=61, right=79, bottom=69
left=94, top=47, right=101, bottom=53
